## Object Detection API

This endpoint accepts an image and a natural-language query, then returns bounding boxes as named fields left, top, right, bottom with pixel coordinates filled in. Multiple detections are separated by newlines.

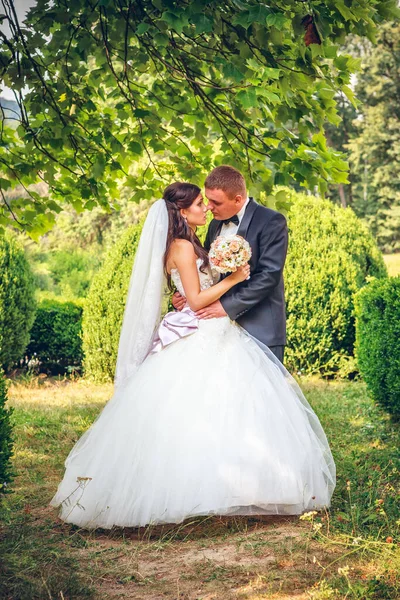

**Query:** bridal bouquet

left=209, top=234, right=252, bottom=274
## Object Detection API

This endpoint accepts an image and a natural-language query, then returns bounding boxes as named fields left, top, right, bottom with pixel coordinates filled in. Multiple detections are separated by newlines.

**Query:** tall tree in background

left=349, top=22, right=400, bottom=252
left=324, top=34, right=373, bottom=210
left=0, top=0, right=398, bottom=238
left=325, top=90, right=357, bottom=208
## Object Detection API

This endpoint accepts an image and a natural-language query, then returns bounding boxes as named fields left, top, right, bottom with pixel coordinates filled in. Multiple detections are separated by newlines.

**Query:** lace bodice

left=171, top=258, right=217, bottom=297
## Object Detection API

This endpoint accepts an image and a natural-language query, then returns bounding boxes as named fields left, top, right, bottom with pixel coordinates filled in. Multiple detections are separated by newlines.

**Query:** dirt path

left=48, top=510, right=341, bottom=599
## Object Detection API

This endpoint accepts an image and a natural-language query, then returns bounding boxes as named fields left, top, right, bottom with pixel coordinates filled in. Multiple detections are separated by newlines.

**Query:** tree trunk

left=338, top=184, right=347, bottom=208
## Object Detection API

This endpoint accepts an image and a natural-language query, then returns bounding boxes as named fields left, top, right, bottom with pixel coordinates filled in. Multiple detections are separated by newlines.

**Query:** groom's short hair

left=205, top=165, right=246, bottom=199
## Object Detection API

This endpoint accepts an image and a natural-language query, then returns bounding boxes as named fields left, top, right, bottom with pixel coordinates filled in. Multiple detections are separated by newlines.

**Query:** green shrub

left=82, top=222, right=143, bottom=382
left=355, top=277, right=400, bottom=416
left=283, top=192, right=387, bottom=375
left=26, top=299, right=84, bottom=375
left=46, top=248, right=102, bottom=298
left=0, top=232, right=36, bottom=371
left=0, top=369, right=14, bottom=496
left=27, top=244, right=102, bottom=300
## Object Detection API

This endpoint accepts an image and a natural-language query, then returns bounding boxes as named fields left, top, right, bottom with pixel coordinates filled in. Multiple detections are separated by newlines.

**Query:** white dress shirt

left=219, top=198, right=250, bottom=238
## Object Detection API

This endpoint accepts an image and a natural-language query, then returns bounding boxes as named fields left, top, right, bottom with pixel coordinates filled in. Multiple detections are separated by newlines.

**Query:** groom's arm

left=220, top=213, right=288, bottom=320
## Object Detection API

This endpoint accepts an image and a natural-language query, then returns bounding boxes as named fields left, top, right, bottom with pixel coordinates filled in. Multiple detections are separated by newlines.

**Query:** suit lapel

left=209, top=219, right=223, bottom=243
left=237, top=197, right=257, bottom=239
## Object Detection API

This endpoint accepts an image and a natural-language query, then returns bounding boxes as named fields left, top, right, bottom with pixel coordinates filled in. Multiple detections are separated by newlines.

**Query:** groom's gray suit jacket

left=204, top=198, right=288, bottom=347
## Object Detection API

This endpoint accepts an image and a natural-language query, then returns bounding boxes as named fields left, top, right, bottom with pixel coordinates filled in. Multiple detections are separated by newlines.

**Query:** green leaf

left=292, top=15, right=304, bottom=36
left=232, top=10, right=251, bottom=28
left=47, top=200, right=62, bottom=212
left=310, top=44, right=323, bottom=59
left=111, top=160, right=123, bottom=171
left=376, top=0, right=400, bottom=19
left=237, top=88, right=257, bottom=108
left=92, top=158, right=106, bottom=179
left=248, top=4, right=269, bottom=25
left=271, top=13, right=287, bottom=31
left=324, top=45, right=339, bottom=60
left=153, top=33, right=169, bottom=47
left=263, top=67, right=281, bottom=80
left=0, top=178, right=11, bottom=190
left=335, top=1, right=354, bottom=21
left=331, top=169, right=349, bottom=184
left=246, top=58, right=262, bottom=71
left=136, top=22, right=150, bottom=35
left=191, top=13, right=213, bottom=34
left=256, top=88, right=280, bottom=103
left=161, top=11, right=188, bottom=34
left=128, top=141, right=142, bottom=155
left=341, top=85, right=357, bottom=108
left=223, top=62, right=245, bottom=83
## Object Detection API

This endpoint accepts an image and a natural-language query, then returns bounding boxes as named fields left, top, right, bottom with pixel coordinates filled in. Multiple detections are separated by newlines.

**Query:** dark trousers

left=269, top=345, right=285, bottom=364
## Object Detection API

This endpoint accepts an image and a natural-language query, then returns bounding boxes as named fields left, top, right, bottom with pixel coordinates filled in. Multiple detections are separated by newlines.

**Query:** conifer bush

left=26, top=299, right=84, bottom=374
left=82, top=222, right=143, bottom=381
left=355, top=277, right=400, bottom=417
left=284, top=192, right=387, bottom=375
left=0, top=370, right=14, bottom=496
left=0, top=233, right=36, bottom=371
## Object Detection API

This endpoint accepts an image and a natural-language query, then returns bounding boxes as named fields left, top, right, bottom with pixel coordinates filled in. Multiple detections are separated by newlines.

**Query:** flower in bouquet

left=209, top=235, right=252, bottom=274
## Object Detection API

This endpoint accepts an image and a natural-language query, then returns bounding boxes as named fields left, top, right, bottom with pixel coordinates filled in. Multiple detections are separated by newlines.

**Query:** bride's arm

left=171, top=240, right=249, bottom=312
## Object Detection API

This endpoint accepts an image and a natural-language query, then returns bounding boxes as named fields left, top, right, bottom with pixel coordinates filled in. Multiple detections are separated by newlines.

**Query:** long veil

left=114, top=199, right=169, bottom=390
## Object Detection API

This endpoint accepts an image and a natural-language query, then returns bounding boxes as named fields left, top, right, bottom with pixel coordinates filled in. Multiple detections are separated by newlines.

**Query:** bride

left=50, top=182, right=336, bottom=529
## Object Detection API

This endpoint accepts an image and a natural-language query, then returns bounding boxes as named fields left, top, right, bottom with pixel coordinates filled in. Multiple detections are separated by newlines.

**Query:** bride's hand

left=229, top=264, right=250, bottom=283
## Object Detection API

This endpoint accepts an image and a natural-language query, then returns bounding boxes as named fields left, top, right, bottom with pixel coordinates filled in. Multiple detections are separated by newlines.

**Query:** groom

left=173, top=165, right=288, bottom=363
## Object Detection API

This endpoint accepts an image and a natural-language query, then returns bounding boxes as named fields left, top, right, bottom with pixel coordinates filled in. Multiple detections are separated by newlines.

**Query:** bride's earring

left=181, top=211, right=190, bottom=230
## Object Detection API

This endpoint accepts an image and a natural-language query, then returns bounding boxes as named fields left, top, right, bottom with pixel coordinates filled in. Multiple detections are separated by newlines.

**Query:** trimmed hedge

left=26, top=299, right=84, bottom=375
left=82, top=222, right=143, bottom=381
left=0, top=233, right=36, bottom=371
left=0, top=369, right=14, bottom=496
left=355, top=277, right=400, bottom=416
left=284, top=192, right=387, bottom=375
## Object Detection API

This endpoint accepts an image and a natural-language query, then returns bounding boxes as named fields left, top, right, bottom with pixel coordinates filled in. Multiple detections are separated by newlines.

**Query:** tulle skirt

left=50, top=317, right=335, bottom=529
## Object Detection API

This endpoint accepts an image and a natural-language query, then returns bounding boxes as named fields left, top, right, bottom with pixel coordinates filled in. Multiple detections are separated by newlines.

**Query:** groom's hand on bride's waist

left=172, top=293, right=227, bottom=319
left=196, top=301, right=227, bottom=320
left=172, top=292, right=187, bottom=311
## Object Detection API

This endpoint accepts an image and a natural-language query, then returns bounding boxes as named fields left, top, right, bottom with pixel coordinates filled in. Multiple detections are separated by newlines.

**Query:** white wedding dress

left=50, top=259, right=335, bottom=529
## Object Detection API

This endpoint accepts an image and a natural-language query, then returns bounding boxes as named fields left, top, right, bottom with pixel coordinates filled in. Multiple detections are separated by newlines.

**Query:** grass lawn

left=0, top=376, right=399, bottom=599
left=383, top=254, right=400, bottom=277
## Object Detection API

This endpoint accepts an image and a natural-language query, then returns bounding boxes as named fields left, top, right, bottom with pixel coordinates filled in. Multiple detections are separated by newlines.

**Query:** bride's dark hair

left=163, top=182, right=209, bottom=291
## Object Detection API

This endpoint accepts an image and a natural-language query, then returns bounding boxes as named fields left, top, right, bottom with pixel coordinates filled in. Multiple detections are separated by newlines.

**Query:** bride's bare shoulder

left=170, top=239, right=196, bottom=257
left=167, top=239, right=196, bottom=271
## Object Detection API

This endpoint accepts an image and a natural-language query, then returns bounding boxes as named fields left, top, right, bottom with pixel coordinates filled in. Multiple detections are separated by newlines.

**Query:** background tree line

left=326, top=21, right=400, bottom=253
